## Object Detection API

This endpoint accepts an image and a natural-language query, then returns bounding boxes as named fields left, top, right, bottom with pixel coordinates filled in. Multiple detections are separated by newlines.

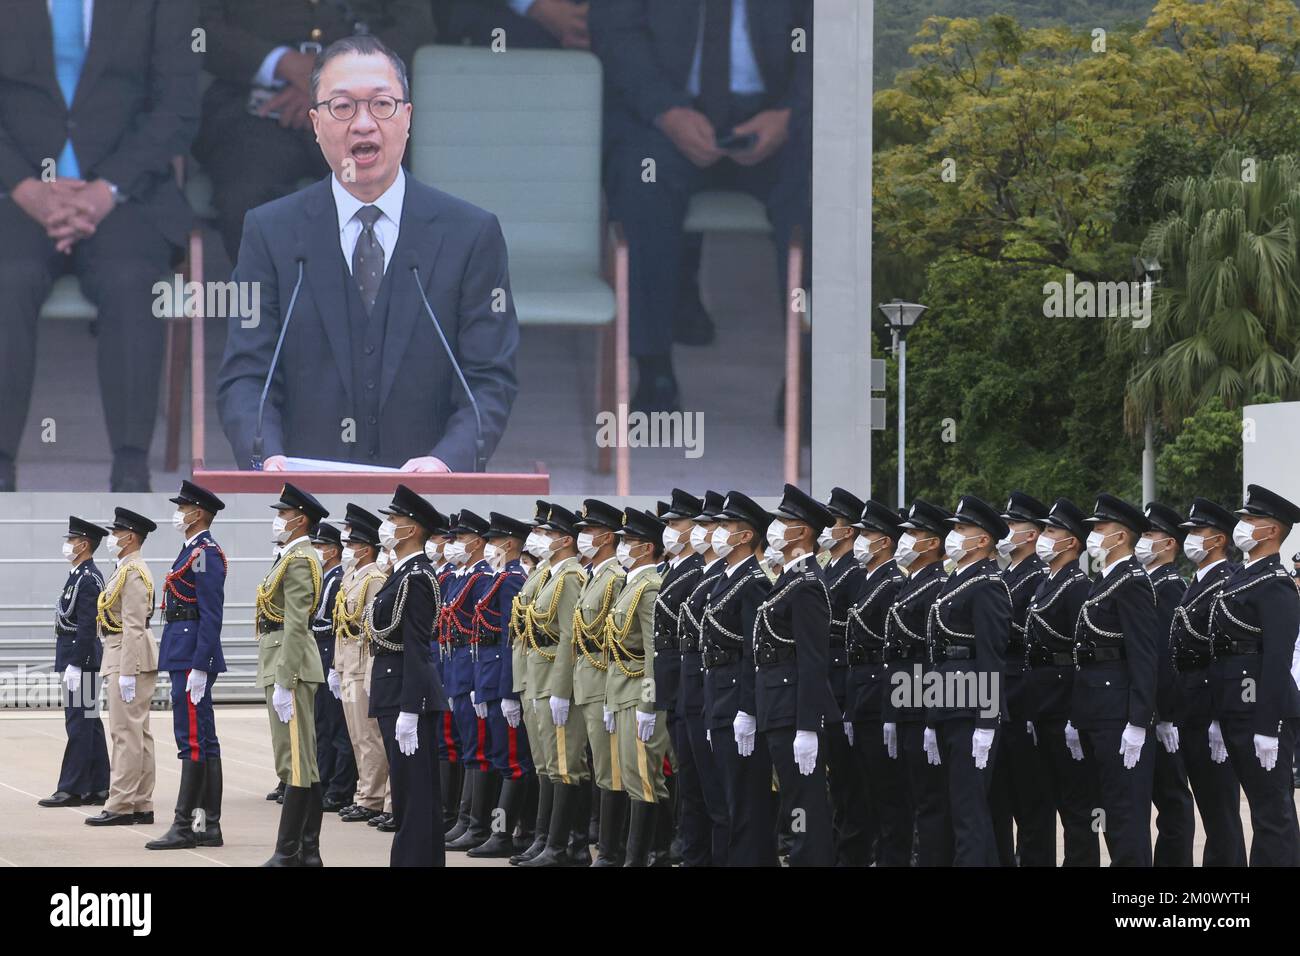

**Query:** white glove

left=446, top=695, right=457, bottom=710
left=1064, top=720, right=1084, bottom=761
left=706, top=728, right=712, bottom=746
left=395, top=711, right=419, bottom=756
left=472, top=692, right=488, bottom=720
left=883, top=722, right=898, bottom=759
left=501, top=698, right=522, bottom=728
left=1208, top=720, right=1228, bottom=764
left=272, top=683, right=293, bottom=723
left=187, top=669, right=209, bottom=706
left=63, top=665, right=81, bottom=695
left=602, top=706, right=616, bottom=734
left=733, top=711, right=756, bottom=757
left=1156, top=721, right=1179, bottom=754
left=549, top=695, right=569, bottom=727
left=636, top=710, right=656, bottom=743
left=923, top=726, right=941, bottom=766
left=843, top=721, right=855, bottom=747
left=118, top=675, right=136, bottom=704
left=972, top=727, right=995, bottom=769
left=1026, top=720, right=1038, bottom=746
left=1254, top=733, right=1279, bottom=771
left=1119, top=723, right=1146, bottom=770
left=793, top=729, right=818, bottom=775
left=327, top=669, right=342, bottom=700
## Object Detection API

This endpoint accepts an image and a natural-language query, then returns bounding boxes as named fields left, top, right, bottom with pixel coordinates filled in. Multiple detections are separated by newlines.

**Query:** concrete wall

left=1243, top=401, right=1300, bottom=561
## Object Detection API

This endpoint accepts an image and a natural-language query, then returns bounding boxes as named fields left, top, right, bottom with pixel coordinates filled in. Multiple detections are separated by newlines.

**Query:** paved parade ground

left=0, top=705, right=1289, bottom=868
left=0, top=706, right=505, bottom=868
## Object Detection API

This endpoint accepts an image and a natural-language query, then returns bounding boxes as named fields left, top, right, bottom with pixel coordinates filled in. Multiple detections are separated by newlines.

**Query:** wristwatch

left=104, top=180, right=127, bottom=205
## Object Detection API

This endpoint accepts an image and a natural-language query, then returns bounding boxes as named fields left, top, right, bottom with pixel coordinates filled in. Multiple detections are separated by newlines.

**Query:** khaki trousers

left=615, top=704, right=670, bottom=804
left=574, top=700, right=620, bottom=792
left=105, top=670, right=157, bottom=814
left=341, top=677, right=388, bottom=811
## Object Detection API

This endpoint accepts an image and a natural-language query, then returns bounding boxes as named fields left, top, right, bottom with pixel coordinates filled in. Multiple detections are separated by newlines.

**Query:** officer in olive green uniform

left=258, top=483, right=328, bottom=867
left=518, top=505, right=588, bottom=868
left=608, top=508, right=671, bottom=866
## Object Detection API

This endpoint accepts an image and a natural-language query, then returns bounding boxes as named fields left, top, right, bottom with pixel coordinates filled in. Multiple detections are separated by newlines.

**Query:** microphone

left=408, top=253, right=486, bottom=473
left=252, top=247, right=307, bottom=470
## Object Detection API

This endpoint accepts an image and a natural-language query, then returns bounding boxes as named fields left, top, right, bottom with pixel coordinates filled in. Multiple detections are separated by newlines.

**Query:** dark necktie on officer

left=353, top=205, right=384, bottom=313
left=699, top=0, right=733, bottom=131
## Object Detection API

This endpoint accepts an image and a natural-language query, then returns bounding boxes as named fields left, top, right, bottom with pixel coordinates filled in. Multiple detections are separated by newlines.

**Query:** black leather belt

left=848, top=646, right=885, bottom=665
left=940, top=644, right=973, bottom=661
left=257, top=620, right=283, bottom=634
left=1174, top=650, right=1213, bottom=669
left=165, top=607, right=200, bottom=622
left=702, top=646, right=740, bottom=669
left=1218, top=640, right=1261, bottom=656
left=1077, top=645, right=1125, bottom=664
left=1029, top=649, right=1074, bottom=667
left=653, top=636, right=677, bottom=652
left=885, top=647, right=924, bottom=663
left=756, top=644, right=795, bottom=666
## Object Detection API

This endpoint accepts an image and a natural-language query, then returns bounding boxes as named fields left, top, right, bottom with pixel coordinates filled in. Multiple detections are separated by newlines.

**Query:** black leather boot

left=196, top=757, right=224, bottom=847
left=468, top=776, right=525, bottom=858
left=444, top=768, right=475, bottom=842
left=145, top=759, right=205, bottom=850
left=649, top=797, right=674, bottom=866
left=510, top=776, right=552, bottom=865
left=300, top=782, right=324, bottom=867
left=263, top=784, right=310, bottom=866
left=518, top=782, right=576, bottom=868
left=591, top=789, right=629, bottom=866
left=440, top=759, right=458, bottom=832
left=448, top=770, right=499, bottom=850
left=624, top=800, right=656, bottom=867
left=567, top=781, right=593, bottom=865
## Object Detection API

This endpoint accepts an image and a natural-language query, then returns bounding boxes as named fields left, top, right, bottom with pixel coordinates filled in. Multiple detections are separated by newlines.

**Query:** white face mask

left=816, top=527, right=838, bottom=553
left=172, top=509, right=193, bottom=534
left=615, top=541, right=634, bottom=568
left=105, top=534, right=123, bottom=560
left=689, top=525, right=710, bottom=554
left=1183, top=533, right=1211, bottom=564
left=313, top=547, right=327, bottom=564
left=711, top=526, right=735, bottom=559
left=484, top=542, right=503, bottom=568
left=853, top=534, right=887, bottom=565
left=1134, top=538, right=1161, bottom=567
left=342, top=546, right=357, bottom=570
left=524, top=531, right=546, bottom=559
left=1086, top=529, right=1116, bottom=562
left=376, top=550, right=392, bottom=571
left=272, top=515, right=293, bottom=544
left=662, top=526, right=685, bottom=556
left=895, top=532, right=920, bottom=569
left=577, top=531, right=600, bottom=559
left=944, top=529, right=972, bottom=563
left=444, top=540, right=468, bottom=566
left=1035, top=534, right=1062, bottom=562
left=763, top=544, right=784, bottom=567
left=995, top=531, right=1019, bottom=559
left=62, top=540, right=77, bottom=562
left=378, top=519, right=402, bottom=551
left=766, top=519, right=789, bottom=551
left=424, top=540, right=442, bottom=562
left=1233, top=520, right=1260, bottom=554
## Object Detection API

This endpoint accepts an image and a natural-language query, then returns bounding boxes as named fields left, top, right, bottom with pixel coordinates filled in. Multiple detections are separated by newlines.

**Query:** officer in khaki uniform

left=608, top=509, right=671, bottom=866
left=517, top=505, right=588, bottom=868
left=257, top=483, right=327, bottom=866
left=331, top=503, right=390, bottom=823
left=507, top=500, right=554, bottom=864
left=569, top=499, right=628, bottom=865
left=87, top=508, right=159, bottom=826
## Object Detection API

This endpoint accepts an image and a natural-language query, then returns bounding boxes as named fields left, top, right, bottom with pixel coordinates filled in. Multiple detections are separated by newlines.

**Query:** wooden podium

left=192, top=470, right=549, bottom=495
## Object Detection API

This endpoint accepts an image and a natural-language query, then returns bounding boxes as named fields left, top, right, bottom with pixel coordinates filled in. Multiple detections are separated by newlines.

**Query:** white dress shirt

left=333, top=166, right=405, bottom=273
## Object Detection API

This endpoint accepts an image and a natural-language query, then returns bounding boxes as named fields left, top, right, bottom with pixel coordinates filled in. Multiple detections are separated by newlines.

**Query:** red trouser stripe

left=506, top=725, right=522, bottom=780
left=185, top=670, right=200, bottom=761
left=443, top=710, right=458, bottom=762
left=475, top=716, right=489, bottom=772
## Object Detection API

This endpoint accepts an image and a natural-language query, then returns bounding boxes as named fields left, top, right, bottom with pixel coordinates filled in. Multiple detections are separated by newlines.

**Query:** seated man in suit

left=193, top=0, right=435, bottom=261
left=0, top=0, right=199, bottom=491
left=590, top=0, right=812, bottom=412
left=216, top=34, right=519, bottom=472
left=438, top=0, right=590, bottom=49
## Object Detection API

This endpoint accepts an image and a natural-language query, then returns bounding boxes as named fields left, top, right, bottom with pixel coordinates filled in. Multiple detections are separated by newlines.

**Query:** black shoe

left=38, top=791, right=82, bottom=808
left=376, top=814, right=399, bottom=832
left=109, top=452, right=150, bottom=493
left=338, top=803, right=358, bottom=816
left=263, top=785, right=310, bottom=866
left=196, top=757, right=223, bottom=847
left=519, top=782, right=578, bottom=868
left=300, top=783, right=324, bottom=867
left=591, top=789, right=628, bottom=867
left=86, top=790, right=109, bottom=806
left=468, top=776, right=526, bottom=858
left=342, top=806, right=380, bottom=823
left=266, top=781, right=284, bottom=801
left=149, top=760, right=205, bottom=850
left=321, top=793, right=348, bottom=813
left=367, top=812, right=389, bottom=828
left=133, top=811, right=154, bottom=825
left=85, top=810, right=135, bottom=826
left=510, top=777, right=553, bottom=865
left=623, top=801, right=656, bottom=867
left=631, top=373, right=681, bottom=414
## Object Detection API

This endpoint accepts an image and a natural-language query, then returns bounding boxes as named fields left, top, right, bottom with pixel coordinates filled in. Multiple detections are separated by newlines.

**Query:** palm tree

left=1109, top=149, right=1300, bottom=435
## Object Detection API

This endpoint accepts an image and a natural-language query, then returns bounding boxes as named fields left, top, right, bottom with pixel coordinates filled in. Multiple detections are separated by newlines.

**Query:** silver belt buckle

left=300, top=41, right=323, bottom=55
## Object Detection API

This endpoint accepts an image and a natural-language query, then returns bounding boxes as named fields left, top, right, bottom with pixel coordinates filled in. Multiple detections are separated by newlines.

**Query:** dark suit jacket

left=0, top=0, right=198, bottom=246
left=925, top=559, right=1011, bottom=730
left=754, top=558, right=835, bottom=734
left=368, top=554, right=447, bottom=717
left=54, top=560, right=104, bottom=672
left=589, top=0, right=812, bottom=126
left=217, top=174, right=519, bottom=470
left=1071, top=556, right=1160, bottom=730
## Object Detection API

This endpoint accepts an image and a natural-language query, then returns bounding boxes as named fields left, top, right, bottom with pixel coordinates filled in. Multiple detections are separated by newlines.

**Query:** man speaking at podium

left=217, top=35, right=518, bottom=473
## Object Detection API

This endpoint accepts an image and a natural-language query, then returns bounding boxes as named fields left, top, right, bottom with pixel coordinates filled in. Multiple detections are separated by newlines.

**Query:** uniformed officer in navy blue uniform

left=844, top=500, right=908, bottom=865
left=1138, top=502, right=1195, bottom=867
left=1168, top=498, right=1246, bottom=867
left=926, top=495, right=1011, bottom=867
left=818, top=487, right=871, bottom=866
left=1073, top=494, right=1160, bottom=867
left=1208, top=484, right=1300, bottom=866
left=1023, top=498, right=1098, bottom=866
left=465, top=512, right=533, bottom=858
left=366, top=484, right=449, bottom=867
left=705, top=491, right=777, bottom=866
left=883, top=499, right=953, bottom=866
left=310, top=521, right=356, bottom=812
left=757, top=484, right=838, bottom=866
left=676, top=490, right=731, bottom=865
left=40, top=517, right=110, bottom=809
left=147, top=482, right=230, bottom=850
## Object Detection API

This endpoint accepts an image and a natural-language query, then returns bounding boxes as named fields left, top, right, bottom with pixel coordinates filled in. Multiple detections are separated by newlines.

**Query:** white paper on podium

left=282, top=457, right=400, bottom=473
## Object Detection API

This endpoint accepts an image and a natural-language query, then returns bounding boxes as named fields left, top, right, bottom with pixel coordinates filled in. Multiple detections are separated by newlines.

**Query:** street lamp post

left=878, top=300, right=928, bottom=508
left=1134, top=257, right=1162, bottom=505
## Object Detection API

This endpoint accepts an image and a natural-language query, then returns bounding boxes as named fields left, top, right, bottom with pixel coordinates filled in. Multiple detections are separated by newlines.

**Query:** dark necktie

left=699, top=0, right=733, bottom=133
left=352, top=205, right=384, bottom=313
